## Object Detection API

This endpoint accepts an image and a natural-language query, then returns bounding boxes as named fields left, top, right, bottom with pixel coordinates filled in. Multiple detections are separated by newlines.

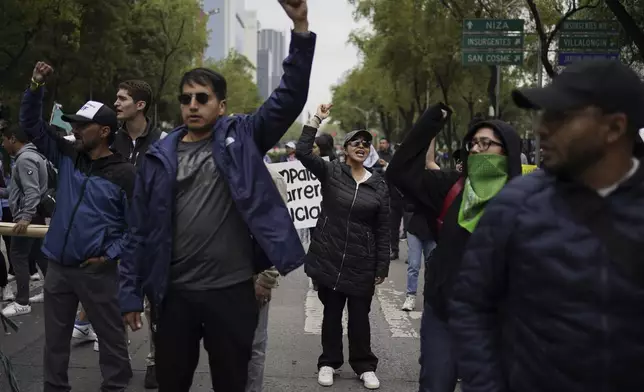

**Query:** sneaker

left=29, top=292, right=45, bottom=303
left=94, top=340, right=99, bottom=352
left=2, top=302, right=31, bottom=317
left=402, top=295, right=416, bottom=311
left=73, top=323, right=97, bottom=342
left=144, top=365, right=158, bottom=389
left=318, top=366, right=334, bottom=387
left=7, top=274, right=15, bottom=282
left=1, top=286, right=14, bottom=301
left=30, top=273, right=42, bottom=281
left=360, top=371, right=380, bottom=389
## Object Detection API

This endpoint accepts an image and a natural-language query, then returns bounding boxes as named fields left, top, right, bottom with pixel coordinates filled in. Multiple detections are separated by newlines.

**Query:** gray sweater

left=9, top=143, right=48, bottom=222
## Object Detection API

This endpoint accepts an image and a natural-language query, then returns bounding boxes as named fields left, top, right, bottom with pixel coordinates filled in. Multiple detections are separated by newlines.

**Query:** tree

left=204, top=51, right=263, bottom=116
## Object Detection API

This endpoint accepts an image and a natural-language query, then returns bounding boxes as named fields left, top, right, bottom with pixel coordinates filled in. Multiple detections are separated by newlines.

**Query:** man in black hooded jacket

left=387, top=103, right=522, bottom=392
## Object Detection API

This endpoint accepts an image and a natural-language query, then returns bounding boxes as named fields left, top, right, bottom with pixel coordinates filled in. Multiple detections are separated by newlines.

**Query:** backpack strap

left=436, top=177, right=464, bottom=233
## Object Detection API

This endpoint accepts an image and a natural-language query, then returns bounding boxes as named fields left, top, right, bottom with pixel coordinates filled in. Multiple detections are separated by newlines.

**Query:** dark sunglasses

left=347, top=139, right=371, bottom=148
left=465, top=137, right=503, bottom=152
left=178, top=92, right=210, bottom=105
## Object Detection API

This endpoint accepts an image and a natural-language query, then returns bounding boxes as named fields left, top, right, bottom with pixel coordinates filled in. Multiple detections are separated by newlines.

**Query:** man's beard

left=543, top=143, right=605, bottom=180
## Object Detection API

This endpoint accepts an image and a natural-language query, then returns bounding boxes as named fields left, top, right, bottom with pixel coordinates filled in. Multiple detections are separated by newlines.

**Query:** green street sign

left=462, top=51, right=523, bottom=66
left=561, top=20, right=619, bottom=34
left=463, top=19, right=524, bottom=33
left=462, top=34, right=524, bottom=49
left=558, top=36, right=619, bottom=51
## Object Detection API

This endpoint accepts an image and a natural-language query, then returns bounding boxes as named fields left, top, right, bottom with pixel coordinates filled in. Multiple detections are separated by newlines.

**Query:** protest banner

left=269, top=160, right=325, bottom=229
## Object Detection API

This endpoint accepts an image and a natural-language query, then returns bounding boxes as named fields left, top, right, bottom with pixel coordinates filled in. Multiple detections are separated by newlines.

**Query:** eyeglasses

left=465, top=137, right=503, bottom=152
left=347, top=139, right=371, bottom=148
left=178, top=92, right=210, bottom=105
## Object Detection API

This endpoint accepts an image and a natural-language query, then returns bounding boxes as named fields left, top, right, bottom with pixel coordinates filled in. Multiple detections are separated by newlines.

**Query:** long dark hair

left=315, top=133, right=337, bottom=161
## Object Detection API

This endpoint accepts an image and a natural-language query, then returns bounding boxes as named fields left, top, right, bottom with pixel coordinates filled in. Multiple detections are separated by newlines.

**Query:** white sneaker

left=30, top=273, right=42, bottom=281
left=2, top=302, right=31, bottom=317
left=94, top=340, right=99, bottom=352
left=402, top=295, right=416, bottom=311
left=7, top=274, right=15, bottom=282
left=318, top=366, right=334, bottom=387
left=2, top=286, right=14, bottom=301
left=72, top=323, right=97, bottom=342
left=360, top=371, right=380, bottom=389
left=29, top=292, right=45, bottom=303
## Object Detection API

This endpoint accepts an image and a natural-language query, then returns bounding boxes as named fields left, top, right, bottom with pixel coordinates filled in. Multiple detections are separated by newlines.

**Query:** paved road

left=0, top=240, right=448, bottom=391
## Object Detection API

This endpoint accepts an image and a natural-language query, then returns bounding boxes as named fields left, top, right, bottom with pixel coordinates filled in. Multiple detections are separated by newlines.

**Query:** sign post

left=557, top=20, right=620, bottom=66
left=462, top=19, right=525, bottom=118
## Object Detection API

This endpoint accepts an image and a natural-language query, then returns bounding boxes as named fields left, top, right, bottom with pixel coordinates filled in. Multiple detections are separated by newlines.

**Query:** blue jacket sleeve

left=118, top=165, right=149, bottom=314
left=244, top=31, right=316, bottom=154
left=19, top=88, right=76, bottom=168
left=449, top=185, right=523, bottom=392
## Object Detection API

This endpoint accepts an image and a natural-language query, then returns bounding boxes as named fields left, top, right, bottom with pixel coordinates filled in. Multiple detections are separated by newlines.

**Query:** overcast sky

left=245, top=0, right=362, bottom=117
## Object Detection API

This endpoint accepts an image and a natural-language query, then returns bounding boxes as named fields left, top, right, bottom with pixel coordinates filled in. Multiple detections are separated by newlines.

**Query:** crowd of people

left=2, top=0, right=644, bottom=391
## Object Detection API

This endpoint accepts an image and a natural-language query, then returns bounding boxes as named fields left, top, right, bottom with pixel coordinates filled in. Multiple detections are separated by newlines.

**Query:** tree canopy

left=331, top=0, right=644, bottom=147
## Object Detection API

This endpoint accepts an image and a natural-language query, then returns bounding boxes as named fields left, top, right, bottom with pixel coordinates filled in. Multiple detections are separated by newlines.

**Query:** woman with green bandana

left=386, top=103, right=522, bottom=392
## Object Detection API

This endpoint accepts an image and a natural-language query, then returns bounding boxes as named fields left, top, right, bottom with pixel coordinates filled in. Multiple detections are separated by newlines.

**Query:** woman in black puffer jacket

left=296, top=104, right=390, bottom=390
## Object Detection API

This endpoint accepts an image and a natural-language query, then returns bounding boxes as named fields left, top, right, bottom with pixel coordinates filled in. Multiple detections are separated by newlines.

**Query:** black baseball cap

left=62, top=101, right=118, bottom=132
left=343, top=130, right=373, bottom=146
left=512, top=60, right=644, bottom=131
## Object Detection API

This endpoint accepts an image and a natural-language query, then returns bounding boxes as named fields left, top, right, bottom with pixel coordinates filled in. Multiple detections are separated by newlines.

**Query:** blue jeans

left=419, top=303, right=457, bottom=392
left=406, top=234, right=436, bottom=295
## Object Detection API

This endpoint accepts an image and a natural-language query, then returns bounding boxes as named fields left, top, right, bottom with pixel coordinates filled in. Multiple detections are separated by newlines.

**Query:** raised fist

left=32, top=62, right=54, bottom=84
left=316, top=103, right=332, bottom=120
left=279, top=0, right=308, bottom=24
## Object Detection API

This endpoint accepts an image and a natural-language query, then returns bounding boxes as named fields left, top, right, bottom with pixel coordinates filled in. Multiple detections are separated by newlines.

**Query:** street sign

left=462, top=34, right=524, bottom=49
left=558, top=36, right=619, bottom=51
left=462, top=52, right=523, bottom=66
left=558, top=52, right=619, bottom=66
left=463, top=19, right=524, bottom=32
left=561, top=20, right=620, bottom=34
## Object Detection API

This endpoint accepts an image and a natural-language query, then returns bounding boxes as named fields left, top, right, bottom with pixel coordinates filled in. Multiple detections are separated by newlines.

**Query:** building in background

left=257, top=49, right=273, bottom=100
left=203, top=0, right=245, bottom=61
left=242, top=10, right=259, bottom=83
left=257, top=29, right=285, bottom=100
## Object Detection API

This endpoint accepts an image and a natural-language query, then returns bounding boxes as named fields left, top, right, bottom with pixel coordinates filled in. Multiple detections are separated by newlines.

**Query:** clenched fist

left=278, top=0, right=308, bottom=27
left=32, top=62, right=54, bottom=84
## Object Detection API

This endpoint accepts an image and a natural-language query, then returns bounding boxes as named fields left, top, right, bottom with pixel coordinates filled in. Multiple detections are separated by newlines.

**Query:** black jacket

left=296, top=125, right=390, bottom=297
left=387, top=104, right=522, bottom=320
left=111, top=118, right=165, bottom=167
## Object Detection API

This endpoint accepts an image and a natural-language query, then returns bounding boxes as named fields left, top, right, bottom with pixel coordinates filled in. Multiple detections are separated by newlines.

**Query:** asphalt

left=0, top=241, right=460, bottom=392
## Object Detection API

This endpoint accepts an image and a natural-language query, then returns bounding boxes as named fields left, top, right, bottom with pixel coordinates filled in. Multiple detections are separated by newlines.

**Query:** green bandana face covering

left=458, top=154, right=509, bottom=233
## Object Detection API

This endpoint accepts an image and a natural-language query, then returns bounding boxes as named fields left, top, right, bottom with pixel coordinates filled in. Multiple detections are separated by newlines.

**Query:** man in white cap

left=20, top=61, right=134, bottom=392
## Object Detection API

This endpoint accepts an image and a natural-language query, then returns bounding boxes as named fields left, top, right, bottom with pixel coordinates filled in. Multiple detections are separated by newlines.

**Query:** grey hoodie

left=9, top=143, right=48, bottom=222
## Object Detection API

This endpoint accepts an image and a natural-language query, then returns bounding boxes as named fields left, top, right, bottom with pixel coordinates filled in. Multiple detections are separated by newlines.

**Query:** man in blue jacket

left=450, top=60, right=644, bottom=392
left=21, top=62, right=134, bottom=392
left=119, top=1, right=312, bottom=391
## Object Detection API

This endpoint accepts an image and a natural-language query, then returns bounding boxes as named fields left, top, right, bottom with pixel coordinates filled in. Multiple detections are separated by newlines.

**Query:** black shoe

left=390, top=252, right=399, bottom=261
left=144, top=365, right=158, bottom=389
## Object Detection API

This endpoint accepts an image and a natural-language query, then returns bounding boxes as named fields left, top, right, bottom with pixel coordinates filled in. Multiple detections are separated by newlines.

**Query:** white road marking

left=375, top=280, right=419, bottom=338
left=304, top=279, right=348, bottom=335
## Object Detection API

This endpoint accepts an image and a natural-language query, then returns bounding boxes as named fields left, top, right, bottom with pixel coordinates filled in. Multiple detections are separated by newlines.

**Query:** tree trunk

left=604, top=0, right=644, bottom=61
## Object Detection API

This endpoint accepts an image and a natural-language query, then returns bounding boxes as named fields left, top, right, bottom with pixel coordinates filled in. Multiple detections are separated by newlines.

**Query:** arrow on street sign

left=467, top=21, right=473, bottom=30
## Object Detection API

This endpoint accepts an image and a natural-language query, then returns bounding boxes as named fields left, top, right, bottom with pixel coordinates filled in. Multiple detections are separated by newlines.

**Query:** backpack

left=14, top=151, right=57, bottom=218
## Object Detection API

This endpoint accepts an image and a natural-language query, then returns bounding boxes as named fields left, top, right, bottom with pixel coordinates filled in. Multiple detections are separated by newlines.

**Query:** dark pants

left=317, top=284, right=378, bottom=375
left=12, top=215, right=47, bottom=305
left=43, top=261, right=132, bottom=392
left=390, top=203, right=404, bottom=255
left=418, top=302, right=457, bottom=392
left=155, top=280, right=258, bottom=392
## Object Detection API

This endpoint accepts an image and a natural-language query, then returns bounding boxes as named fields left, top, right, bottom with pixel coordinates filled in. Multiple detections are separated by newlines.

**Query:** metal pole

left=495, top=66, right=501, bottom=118
left=534, top=40, right=543, bottom=166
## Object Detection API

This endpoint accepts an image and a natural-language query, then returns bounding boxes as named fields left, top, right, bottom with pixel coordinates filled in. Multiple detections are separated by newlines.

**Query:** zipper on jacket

left=600, top=257, right=610, bottom=392
left=333, top=184, right=360, bottom=290
left=367, top=232, right=371, bottom=256
left=60, top=165, right=92, bottom=264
